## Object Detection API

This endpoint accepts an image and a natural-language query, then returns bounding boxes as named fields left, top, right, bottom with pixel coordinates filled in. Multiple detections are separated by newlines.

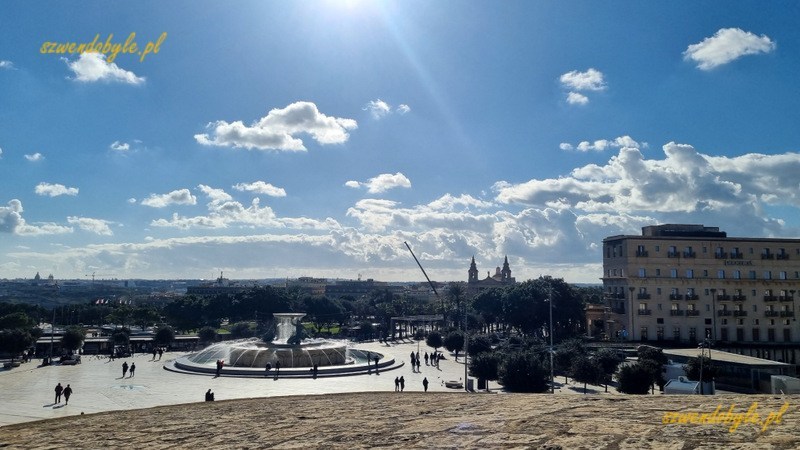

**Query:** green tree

left=0, top=329, right=35, bottom=363
left=468, top=334, right=493, bottom=355
left=61, top=326, right=86, bottom=353
left=553, top=338, right=587, bottom=383
left=683, top=356, right=720, bottom=382
left=594, top=348, right=626, bottom=392
left=426, top=331, right=443, bottom=352
left=154, top=325, right=175, bottom=347
left=444, top=331, right=465, bottom=360
left=469, top=352, right=500, bottom=391
left=616, top=362, right=653, bottom=394
left=229, top=322, right=254, bottom=339
left=570, top=355, right=604, bottom=394
left=197, top=326, right=217, bottom=345
left=0, top=311, right=36, bottom=330
left=498, top=351, right=549, bottom=393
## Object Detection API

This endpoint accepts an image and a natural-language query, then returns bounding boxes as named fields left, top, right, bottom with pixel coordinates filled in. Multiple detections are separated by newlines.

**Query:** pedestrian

left=110, top=349, right=115, bottom=361
left=410, top=352, right=416, bottom=367
left=54, top=383, right=63, bottom=403
left=215, top=359, right=223, bottom=377
left=265, top=362, right=271, bottom=377
left=152, top=348, right=157, bottom=360
left=399, top=376, right=405, bottom=392
left=394, top=377, right=400, bottom=392
left=129, top=362, right=136, bottom=377
left=122, top=361, right=129, bottom=378
left=424, top=352, right=429, bottom=365
left=205, top=389, right=214, bottom=401
left=274, top=360, right=281, bottom=380
left=158, top=347, right=164, bottom=360
left=416, top=358, right=420, bottom=372
left=415, top=351, right=420, bottom=366
left=423, top=377, right=429, bottom=392
left=373, top=355, right=379, bottom=374
left=63, top=384, right=73, bottom=405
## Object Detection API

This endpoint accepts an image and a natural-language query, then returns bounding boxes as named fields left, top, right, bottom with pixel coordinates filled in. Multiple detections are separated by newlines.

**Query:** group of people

left=121, top=361, right=136, bottom=378
left=151, top=347, right=165, bottom=361
left=204, top=389, right=215, bottom=401
left=394, top=376, right=430, bottom=392
left=410, top=350, right=442, bottom=372
left=53, top=382, right=73, bottom=405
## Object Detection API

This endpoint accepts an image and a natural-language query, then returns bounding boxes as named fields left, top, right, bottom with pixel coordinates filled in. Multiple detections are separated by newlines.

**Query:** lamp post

left=549, top=284, right=554, bottom=394
left=629, top=287, right=636, bottom=341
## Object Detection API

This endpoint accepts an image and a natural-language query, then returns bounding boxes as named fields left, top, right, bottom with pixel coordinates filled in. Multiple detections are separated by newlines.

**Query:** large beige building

left=595, top=224, right=799, bottom=362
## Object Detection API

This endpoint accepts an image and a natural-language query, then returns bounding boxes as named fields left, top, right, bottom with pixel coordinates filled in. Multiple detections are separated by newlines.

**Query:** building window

left=638, top=268, right=646, bottom=277
left=753, top=304, right=758, bottom=312
left=706, top=304, right=710, bottom=311
left=640, top=327, right=649, bottom=340
left=717, top=270, right=725, bottom=279
left=673, top=327, right=681, bottom=341
left=689, top=327, right=697, bottom=341
left=715, top=246, right=725, bottom=258
left=656, top=269, right=661, bottom=276
left=779, top=271, right=787, bottom=280
left=670, top=269, right=677, bottom=278
left=686, top=269, right=694, bottom=278
left=720, top=328, right=728, bottom=340
left=703, top=270, right=708, bottom=277
left=749, top=271, right=756, bottom=279
left=784, top=329, right=791, bottom=342
left=655, top=245, right=660, bottom=252
left=657, top=327, right=664, bottom=340
left=736, top=328, right=744, bottom=341
left=768, top=329, right=776, bottom=342
left=764, top=271, right=772, bottom=280
left=668, top=246, right=678, bottom=257
left=752, top=328, right=760, bottom=342
left=733, top=270, right=741, bottom=279
left=753, top=318, right=759, bottom=325
left=657, top=288, right=662, bottom=295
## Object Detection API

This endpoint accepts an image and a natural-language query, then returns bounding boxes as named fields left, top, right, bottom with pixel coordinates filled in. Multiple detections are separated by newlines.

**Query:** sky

left=1, top=1, right=800, bottom=284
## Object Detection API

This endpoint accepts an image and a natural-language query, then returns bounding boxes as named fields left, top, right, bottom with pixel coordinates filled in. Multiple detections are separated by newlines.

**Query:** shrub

left=498, top=351, right=549, bottom=393
left=616, top=362, right=654, bottom=394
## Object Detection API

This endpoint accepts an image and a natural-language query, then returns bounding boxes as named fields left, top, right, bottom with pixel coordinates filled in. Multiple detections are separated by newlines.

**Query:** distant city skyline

left=1, top=2, right=799, bottom=283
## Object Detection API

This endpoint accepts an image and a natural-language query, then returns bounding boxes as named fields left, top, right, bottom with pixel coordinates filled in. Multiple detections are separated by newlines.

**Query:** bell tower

left=501, top=255, right=511, bottom=281
left=468, top=256, right=478, bottom=283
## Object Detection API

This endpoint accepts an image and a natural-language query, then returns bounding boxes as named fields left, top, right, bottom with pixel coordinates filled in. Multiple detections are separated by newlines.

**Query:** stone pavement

left=0, top=339, right=626, bottom=427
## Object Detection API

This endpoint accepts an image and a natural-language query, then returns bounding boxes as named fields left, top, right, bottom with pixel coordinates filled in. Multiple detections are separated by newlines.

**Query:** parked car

left=60, top=355, right=81, bottom=365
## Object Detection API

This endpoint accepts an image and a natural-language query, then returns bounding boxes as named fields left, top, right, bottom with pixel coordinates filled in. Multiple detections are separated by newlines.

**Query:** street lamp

left=549, top=285, right=554, bottom=394
left=629, top=287, right=636, bottom=341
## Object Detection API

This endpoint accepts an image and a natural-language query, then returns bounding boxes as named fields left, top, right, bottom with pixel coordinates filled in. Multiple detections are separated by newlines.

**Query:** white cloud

left=363, top=99, right=391, bottom=119
left=560, top=136, right=644, bottom=152
left=560, top=68, right=607, bottom=91
left=345, top=172, right=412, bottom=194
left=0, top=199, right=72, bottom=235
left=110, top=141, right=130, bottom=152
left=25, top=153, right=44, bottom=162
left=35, top=182, right=79, bottom=197
left=67, top=216, right=113, bottom=236
left=141, top=189, right=197, bottom=208
left=62, top=52, right=145, bottom=84
left=684, top=28, right=776, bottom=70
left=0, top=147, right=3, bottom=158
left=566, top=92, right=589, bottom=105
left=127, top=198, right=137, bottom=204
left=397, top=104, right=411, bottom=114
left=195, top=101, right=357, bottom=151
left=232, top=181, right=287, bottom=197
left=0, top=60, right=13, bottom=69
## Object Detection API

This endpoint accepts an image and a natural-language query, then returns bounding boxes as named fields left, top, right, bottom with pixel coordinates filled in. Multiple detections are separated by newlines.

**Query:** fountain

left=169, top=313, right=393, bottom=377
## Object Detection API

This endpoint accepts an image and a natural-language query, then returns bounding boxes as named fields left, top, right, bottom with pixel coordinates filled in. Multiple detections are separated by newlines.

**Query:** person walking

left=423, top=377, right=429, bottom=392
left=54, top=383, right=63, bottom=404
left=424, top=352, right=429, bottom=366
left=205, top=389, right=214, bottom=401
left=158, top=347, right=164, bottom=360
left=152, top=348, right=157, bottom=360
left=394, top=377, right=400, bottom=392
left=122, top=361, right=129, bottom=378
left=63, top=384, right=73, bottom=405
left=274, top=360, right=281, bottom=380
left=399, top=376, right=405, bottom=392
left=129, top=362, right=136, bottom=377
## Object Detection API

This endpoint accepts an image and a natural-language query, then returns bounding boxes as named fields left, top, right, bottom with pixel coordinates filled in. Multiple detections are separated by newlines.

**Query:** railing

left=669, top=294, right=684, bottom=300
left=761, top=254, right=774, bottom=260
left=714, top=252, right=728, bottom=259
left=667, top=252, right=680, bottom=258
left=686, top=294, right=699, bottom=300
left=717, top=310, right=732, bottom=316
left=779, top=296, right=794, bottom=302
left=611, top=307, right=626, bottom=314
left=733, top=311, right=748, bottom=317
left=765, top=311, right=780, bottom=317
left=670, top=310, right=685, bottom=316
left=764, top=296, right=778, bottom=302
left=777, top=254, right=790, bottom=260
left=637, top=293, right=651, bottom=300
left=730, top=252, right=744, bottom=259
left=637, top=309, right=652, bottom=315
left=636, top=250, right=649, bottom=257
left=732, top=295, right=746, bottom=301
left=686, top=310, right=700, bottom=316
left=683, top=251, right=696, bottom=258
left=781, top=311, right=795, bottom=318
left=716, top=294, right=731, bottom=301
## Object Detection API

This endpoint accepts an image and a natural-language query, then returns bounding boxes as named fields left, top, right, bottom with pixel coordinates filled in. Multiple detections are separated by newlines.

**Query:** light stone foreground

left=0, top=340, right=501, bottom=427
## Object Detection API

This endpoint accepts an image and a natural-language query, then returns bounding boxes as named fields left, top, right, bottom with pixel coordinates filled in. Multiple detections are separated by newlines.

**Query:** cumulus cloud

left=345, top=172, right=412, bottom=194
left=0, top=60, right=13, bottom=69
left=110, top=141, right=130, bottom=152
left=141, top=189, right=197, bottom=208
left=0, top=147, right=3, bottom=158
left=25, top=153, right=44, bottom=162
left=363, top=99, right=391, bottom=119
left=67, top=216, right=113, bottom=236
left=35, top=182, right=79, bottom=197
left=195, top=101, right=357, bottom=151
left=0, top=199, right=72, bottom=235
left=397, top=104, right=411, bottom=114
left=560, top=136, right=644, bottom=152
left=560, top=68, right=607, bottom=91
left=152, top=185, right=280, bottom=229
left=62, top=52, right=145, bottom=84
left=566, top=92, right=589, bottom=105
left=232, top=181, right=287, bottom=197
left=684, top=28, right=776, bottom=70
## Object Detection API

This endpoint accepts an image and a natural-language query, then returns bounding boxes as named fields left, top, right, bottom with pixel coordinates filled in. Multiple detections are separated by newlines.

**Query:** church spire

left=501, top=255, right=511, bottom=281
left=468, top=256, right=478, bottom=283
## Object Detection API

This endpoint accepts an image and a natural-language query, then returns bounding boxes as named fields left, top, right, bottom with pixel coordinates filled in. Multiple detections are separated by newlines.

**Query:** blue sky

left=1, top=1, right=799, bottom=283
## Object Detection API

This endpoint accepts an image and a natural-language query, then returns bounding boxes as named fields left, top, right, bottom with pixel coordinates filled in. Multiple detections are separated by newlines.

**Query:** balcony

left=683, top=251, right=696, bottom=258
left=717, top=310, right=732, bottom=317
left=733, top=310, right=748, bottom=317
left=667, top=251, right=680, bottom=258
left=685, top=294, right=699, bottom=301
left=779, top=296, right=794, bottom=303
left=637, top=309, right=652, bottom=315
left=637, top=293, right=651, bottom=300
left=716, top=294, right=731, bottom=301
left=686, top=310, right=700, bottom=316
left=732, top=295, right=747, bottom=301
left=761, top=253, right=774, bottom=260
left=730, top=252, right=744, bottom=259
left=781, top=311, right=795, bottom=318
left=670, top=310, right=685, bottom=316
left=636, top=250, right=649, bottom=257
left=611, top=307, right=626, bottom=314
left=777, top=254, right=790, bottom=260
left=763, top=296, right=778, bottom=302
left=714, top=252, right=728, bottom=259
left=765, top=311, right=780, bottom=317
left=669, top=294, right=684, bottom=300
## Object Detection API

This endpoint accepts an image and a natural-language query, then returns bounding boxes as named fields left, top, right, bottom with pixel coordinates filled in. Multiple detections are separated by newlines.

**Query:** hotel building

left=593, top=224, right=799, bottom=363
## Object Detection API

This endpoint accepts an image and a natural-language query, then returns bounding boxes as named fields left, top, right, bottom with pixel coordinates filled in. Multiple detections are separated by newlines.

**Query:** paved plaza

left=0, top=340, right=508, bottom=427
